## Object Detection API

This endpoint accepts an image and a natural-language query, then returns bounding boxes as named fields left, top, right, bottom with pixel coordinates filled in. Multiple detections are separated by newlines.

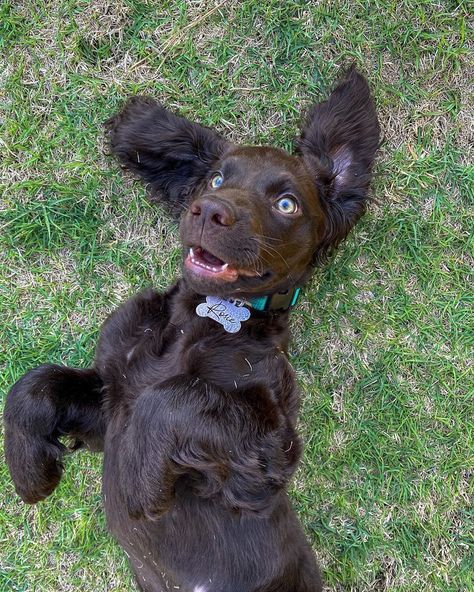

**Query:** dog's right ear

left=296, top=67, right=380, bottom=263
left=106, top=97, right=230, bottom=217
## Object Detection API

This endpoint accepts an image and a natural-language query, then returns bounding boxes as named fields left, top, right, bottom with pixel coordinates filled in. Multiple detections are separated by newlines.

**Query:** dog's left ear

left=297, top=67, right=380, bottom=262
left=106, top=97, right=231, bottom=217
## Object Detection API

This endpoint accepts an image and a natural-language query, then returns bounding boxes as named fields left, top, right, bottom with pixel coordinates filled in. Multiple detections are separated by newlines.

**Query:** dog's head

left=108, top=67, right=380, bottom=300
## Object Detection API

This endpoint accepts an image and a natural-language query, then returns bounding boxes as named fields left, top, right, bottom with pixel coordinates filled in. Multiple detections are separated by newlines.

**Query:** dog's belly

left=102, top=452, right=292, bottom=592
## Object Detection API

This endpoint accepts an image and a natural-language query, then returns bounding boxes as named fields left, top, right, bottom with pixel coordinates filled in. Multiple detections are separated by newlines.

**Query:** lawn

left=0, top=1, right=472, bottom=591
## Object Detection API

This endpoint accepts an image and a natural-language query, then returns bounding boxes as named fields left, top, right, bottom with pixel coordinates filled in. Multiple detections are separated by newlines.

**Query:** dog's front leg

left=4, top=365, right=105, bottom=503
left=118, top=376, right=296, bottom=520
left=94, top=287, right=174, bottom=378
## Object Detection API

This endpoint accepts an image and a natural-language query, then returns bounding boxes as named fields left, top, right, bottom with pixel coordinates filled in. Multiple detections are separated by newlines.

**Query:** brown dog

left=4, top=67, right=379, bottom=591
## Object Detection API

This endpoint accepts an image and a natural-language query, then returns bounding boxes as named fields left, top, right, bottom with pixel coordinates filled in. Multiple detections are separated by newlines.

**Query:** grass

left=0, top=0, right=472, bottom=590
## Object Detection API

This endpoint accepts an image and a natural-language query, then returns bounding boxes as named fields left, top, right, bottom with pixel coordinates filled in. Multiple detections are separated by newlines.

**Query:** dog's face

left=108, top=67, right=380, bottom=299
left=180, top=146, right=325, bottom=297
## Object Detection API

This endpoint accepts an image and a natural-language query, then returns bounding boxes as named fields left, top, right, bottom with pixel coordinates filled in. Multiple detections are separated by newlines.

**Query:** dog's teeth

left=188, top=248, right=230, bottom=274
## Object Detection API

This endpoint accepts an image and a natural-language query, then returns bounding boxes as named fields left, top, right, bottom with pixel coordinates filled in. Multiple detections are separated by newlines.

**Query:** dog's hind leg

left=4, top=364, right=105, bottom=503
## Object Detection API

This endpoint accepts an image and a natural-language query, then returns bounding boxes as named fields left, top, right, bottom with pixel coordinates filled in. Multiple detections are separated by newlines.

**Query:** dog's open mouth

left=185, top=247, right=258, bottom=282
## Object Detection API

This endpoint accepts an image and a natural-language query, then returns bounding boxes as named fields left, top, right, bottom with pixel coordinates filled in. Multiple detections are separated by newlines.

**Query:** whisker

left=242, top=248, right=265, bottom=277
left=250, top=236, right=292, bottom=252
left=250, top=239, right=291, bottom=271
left=254, top=234, right=284, bottom=244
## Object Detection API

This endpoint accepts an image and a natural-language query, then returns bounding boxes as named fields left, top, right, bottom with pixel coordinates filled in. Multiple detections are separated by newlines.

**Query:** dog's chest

left=126, top=307, right=289, bottom=393
left=164, top=325, right=275, bottom=391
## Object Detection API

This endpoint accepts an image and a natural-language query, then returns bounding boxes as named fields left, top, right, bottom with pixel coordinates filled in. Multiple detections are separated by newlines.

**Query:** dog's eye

left=210, top=173, right=224, bottom=189
left=274, top=195, right=298, bottom=215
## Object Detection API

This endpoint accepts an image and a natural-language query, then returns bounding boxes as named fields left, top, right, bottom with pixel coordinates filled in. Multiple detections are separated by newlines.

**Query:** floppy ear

left=297, top=66, right=380, bottom=262
left=106, top=97, right=230, bottom=217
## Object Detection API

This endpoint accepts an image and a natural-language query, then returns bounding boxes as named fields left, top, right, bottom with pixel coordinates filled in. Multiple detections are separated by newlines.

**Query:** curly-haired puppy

left=4, top=67, right=379, bottom=591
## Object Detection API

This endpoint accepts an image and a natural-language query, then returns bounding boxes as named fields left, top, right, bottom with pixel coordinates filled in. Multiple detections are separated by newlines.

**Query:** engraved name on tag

left=196, top=296, right=251, bottom=333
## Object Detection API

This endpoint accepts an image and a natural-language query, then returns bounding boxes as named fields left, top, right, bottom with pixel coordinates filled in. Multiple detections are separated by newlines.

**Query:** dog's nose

left=190, top=197, right=235, bottom=227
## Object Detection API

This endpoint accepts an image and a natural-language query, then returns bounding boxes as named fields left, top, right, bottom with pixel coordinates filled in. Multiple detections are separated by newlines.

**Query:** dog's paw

left=5, top=431, right=66, bottom=504
left=4, top=365, right=68, bottom=503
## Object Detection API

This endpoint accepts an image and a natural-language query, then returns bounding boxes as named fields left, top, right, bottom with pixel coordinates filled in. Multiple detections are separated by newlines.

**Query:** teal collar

left=195, top=288, right=301, bottom=333
left=246, top=287, right=301, bottom=312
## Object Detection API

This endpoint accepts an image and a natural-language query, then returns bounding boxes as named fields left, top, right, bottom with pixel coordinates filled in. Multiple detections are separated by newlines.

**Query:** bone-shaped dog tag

left=196, top=296, right=251, bottom=333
